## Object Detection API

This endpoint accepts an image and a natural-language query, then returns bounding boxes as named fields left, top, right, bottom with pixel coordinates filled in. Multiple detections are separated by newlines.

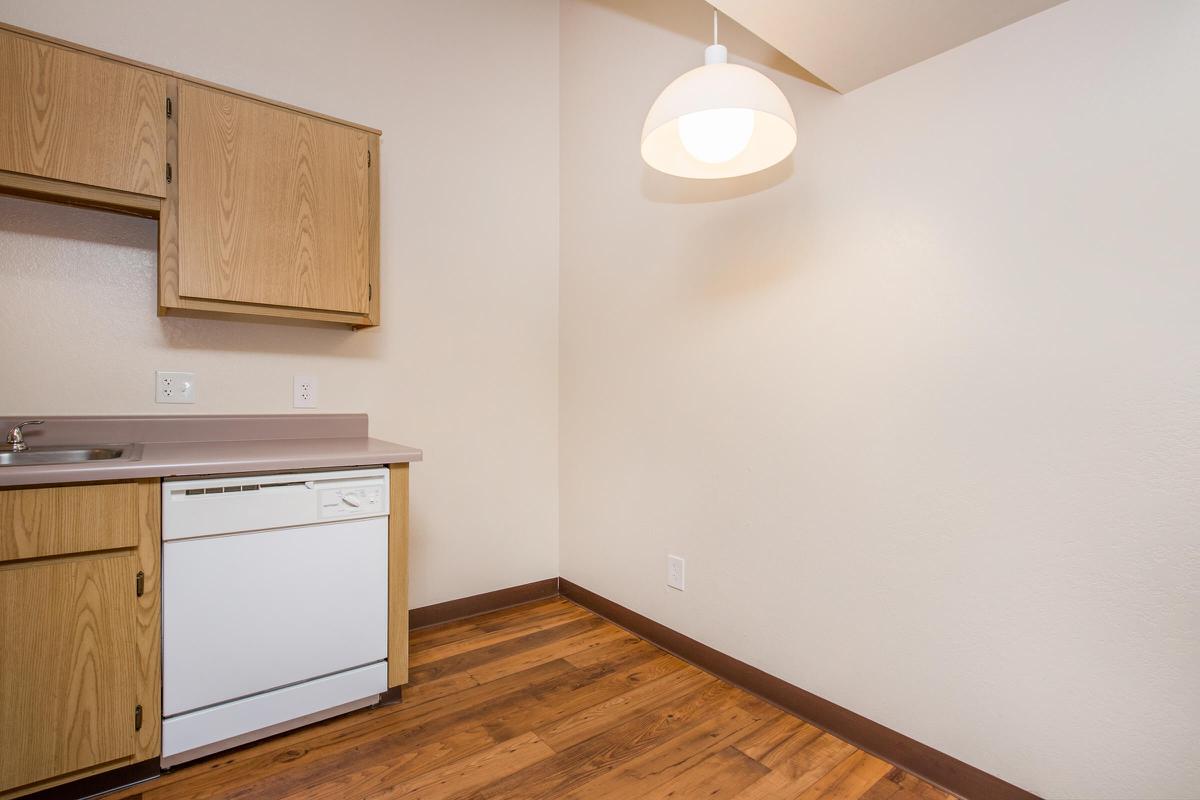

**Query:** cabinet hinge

left=134, top=704, right=143, bottom=731
left=166, top=163, right=172, bottom=184
left=136, top=570, right=145, bottom=597
left=166, top=97, right=173, bottom=119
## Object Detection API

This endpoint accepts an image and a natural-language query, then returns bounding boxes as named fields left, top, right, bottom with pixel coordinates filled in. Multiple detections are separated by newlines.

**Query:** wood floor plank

left=794, top=749, right=896, bottom=800
left=482, top=652, right=687, bottom=745
left=409, top=614, right=607, bottom=684
left=454, top=680, right=749, bottom=800
left=225, top=727, right=497, bottom=800
left=558, top=700, right=772, bottom=800
left=465, top=623, right=628, bottom=685
left=860, top=767, right=959, bottom=800
left=95, top=600, right=953, bottom=800
left=770, top=730, right=859, bottom=784
left=411, top=605, right=591, bottom=666
left=535, top=661, right=713, bottom=751
left=734, top=711, right=815, bottom=761
left=366, top=731, right=553, bottom=800
left=635, top=745, right=771, bottom=800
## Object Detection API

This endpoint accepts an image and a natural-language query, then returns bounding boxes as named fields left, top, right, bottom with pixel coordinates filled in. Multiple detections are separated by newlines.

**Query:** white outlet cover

left=667, top=555, right=685, bottom=591
left=155, top=371, right=196, bottom=404
left=293, top=375, right=318, bottom=408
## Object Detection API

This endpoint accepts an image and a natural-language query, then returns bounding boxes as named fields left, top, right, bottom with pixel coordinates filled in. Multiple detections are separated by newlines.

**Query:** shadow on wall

left=0, top=194, right=371, bottom=358
left=581, top=0, right=833, bottom=91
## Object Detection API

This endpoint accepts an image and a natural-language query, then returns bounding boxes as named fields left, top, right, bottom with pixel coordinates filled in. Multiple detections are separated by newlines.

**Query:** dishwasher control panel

left=319, top=485, right=384, bottom=518
left=163, top=467, right=390, bottom=540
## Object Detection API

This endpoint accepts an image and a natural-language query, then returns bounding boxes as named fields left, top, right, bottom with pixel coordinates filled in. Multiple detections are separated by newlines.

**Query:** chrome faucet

left=5, top=420, right=45, bottom=452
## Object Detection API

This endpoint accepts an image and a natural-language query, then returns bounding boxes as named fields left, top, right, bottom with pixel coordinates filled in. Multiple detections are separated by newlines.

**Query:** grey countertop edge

left=0, top=437, right=423, bottom=488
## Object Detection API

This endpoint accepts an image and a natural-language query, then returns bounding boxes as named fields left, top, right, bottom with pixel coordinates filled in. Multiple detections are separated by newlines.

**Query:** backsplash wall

left=0, top=0, right=561, bottom=608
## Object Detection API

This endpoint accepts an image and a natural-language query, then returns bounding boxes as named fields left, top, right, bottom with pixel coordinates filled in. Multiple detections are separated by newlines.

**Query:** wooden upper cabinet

left=175, top=81, right=374, bottom=318
left=0, top=27, right=167, bottom=198
left=0, top=23, right=381, bottom=328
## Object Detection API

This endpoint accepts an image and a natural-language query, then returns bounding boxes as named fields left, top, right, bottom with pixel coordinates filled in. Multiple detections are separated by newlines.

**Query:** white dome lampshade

left=641, top=12, right=796, bottom=180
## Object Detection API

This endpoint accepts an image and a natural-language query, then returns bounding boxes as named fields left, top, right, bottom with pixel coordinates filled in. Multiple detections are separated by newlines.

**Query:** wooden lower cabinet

left=0, top=554, right=136, bottom=790
left=0, top=481, right=160, bottom=800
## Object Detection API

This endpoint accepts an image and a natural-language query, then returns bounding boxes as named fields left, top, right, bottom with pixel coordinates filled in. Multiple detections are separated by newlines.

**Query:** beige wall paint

left=559, top=1, right=1200, bottom=798
left=0, top=0, right=560, bottom=607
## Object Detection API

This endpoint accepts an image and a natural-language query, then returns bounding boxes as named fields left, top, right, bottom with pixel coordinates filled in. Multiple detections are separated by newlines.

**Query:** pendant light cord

left=713, top=9, right=719, bottom=45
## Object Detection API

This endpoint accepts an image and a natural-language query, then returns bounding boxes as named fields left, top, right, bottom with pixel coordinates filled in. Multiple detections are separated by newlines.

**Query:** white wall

left=559, top=1, right=1200, bottom=798
left=0, top=0, right=561, bottom=607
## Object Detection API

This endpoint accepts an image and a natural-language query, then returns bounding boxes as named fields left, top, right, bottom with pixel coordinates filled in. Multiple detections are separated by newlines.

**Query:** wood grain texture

left=157, top=294, right=375, bottom=327
left=177, top=81, right=371, bottom=315
left=156, top=76, right=180, bottom=318
left=365, top=133, right=381, bottom=327
left=0, top=169, right=161, bottom=218
left=0, top=482, right=140, bottom=562
left=0, top=21, right=379, bottom=134
left=0, top=553, right=136, bottom=793
left=91, top=598, right=955, bottom=800
left=0, top=27, right=166, bottom=197
left=388, top=464, right=410, bottom=688
left=132, top=481, right=161, bottom=762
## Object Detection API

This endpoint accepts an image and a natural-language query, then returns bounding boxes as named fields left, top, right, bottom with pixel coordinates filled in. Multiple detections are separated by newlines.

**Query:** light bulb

left=676, top=107, right=755, bottom=164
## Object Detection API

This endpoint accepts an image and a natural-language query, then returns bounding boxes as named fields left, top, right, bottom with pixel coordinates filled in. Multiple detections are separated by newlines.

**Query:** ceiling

left=708, top=0, right=1067, bottom=93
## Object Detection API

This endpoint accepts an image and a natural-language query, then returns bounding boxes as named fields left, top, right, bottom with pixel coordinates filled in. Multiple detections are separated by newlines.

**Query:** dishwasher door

left=163, top=516, right=388, bottom=717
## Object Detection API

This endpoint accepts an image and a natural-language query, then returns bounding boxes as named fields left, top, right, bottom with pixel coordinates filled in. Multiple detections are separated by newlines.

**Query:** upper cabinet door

left=177, top=81, right=372, bottom=315
left=0, top=28, right=167, bottom=197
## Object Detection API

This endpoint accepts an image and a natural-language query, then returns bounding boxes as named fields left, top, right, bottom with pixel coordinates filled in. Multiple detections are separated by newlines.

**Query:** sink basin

left=0, top=446, right=129, bottom=467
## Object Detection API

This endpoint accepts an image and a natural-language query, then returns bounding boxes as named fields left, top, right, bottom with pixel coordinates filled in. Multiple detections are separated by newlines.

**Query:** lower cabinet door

left=0, top=553, right=136, bottom=793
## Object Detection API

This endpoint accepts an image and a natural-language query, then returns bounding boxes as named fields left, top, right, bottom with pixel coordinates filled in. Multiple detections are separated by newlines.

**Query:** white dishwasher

left=161, top=467, right=389, bottom=767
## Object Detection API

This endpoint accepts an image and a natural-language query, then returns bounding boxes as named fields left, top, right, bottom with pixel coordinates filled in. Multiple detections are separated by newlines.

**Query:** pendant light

left=641, top=9, right=797, bottom=179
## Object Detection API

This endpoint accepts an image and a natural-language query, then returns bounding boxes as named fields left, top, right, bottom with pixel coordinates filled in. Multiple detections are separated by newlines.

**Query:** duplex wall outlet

left=293, top=376, right=318, bottom=408
left=667, top=555, right=685, bottom=591
left=155, top=371, right=196, bottom=404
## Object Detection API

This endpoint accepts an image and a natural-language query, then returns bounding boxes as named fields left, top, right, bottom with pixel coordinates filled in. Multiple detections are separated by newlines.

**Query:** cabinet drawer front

left=177, top=81, right=371, bottom=314
left=0, top=28, right=167, bottom=197
left=0, top=553, right=137, bottom=792
left=0, top=483, right=140, bottom=562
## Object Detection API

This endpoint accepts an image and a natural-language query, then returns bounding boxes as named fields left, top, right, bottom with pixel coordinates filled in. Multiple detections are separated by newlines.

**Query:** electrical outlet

left=667, top=555, right=685, bottom=591
left=293, top=375, right=318, bottom=408
left=155, top=371, right=196, bottom=404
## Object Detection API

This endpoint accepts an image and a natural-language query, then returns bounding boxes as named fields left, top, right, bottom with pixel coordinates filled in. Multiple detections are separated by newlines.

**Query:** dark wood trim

left=16, top=758, right=159, bottom=800
left=558, top=578, right=1041, bottom=800
left=374, top=685, right=403, bottom=707
left=409, top=578, right=559, bottom=629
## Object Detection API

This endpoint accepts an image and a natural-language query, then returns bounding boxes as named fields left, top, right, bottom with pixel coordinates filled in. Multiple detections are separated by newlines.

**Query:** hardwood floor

left=103, top=597, right=956, bottom=800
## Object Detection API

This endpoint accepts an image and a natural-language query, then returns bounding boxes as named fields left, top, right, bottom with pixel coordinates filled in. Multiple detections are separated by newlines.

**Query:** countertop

left=0, top=414, right=422, bottom=488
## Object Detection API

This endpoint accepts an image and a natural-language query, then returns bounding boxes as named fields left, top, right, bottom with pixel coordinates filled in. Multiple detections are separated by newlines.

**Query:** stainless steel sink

left=0, top=446, right=129, bottom=466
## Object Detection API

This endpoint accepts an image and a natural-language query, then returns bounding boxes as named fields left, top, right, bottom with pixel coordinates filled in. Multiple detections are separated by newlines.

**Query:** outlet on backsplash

left=294, top=376, right=319, bottom=409
left=156, top=371, right=196, bottom=404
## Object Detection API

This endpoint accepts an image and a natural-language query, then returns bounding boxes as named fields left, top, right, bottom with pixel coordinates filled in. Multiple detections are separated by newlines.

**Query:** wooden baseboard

left=558, top=578, right=1041, bottom=800
left=408, top=577, right=560, bottom=629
